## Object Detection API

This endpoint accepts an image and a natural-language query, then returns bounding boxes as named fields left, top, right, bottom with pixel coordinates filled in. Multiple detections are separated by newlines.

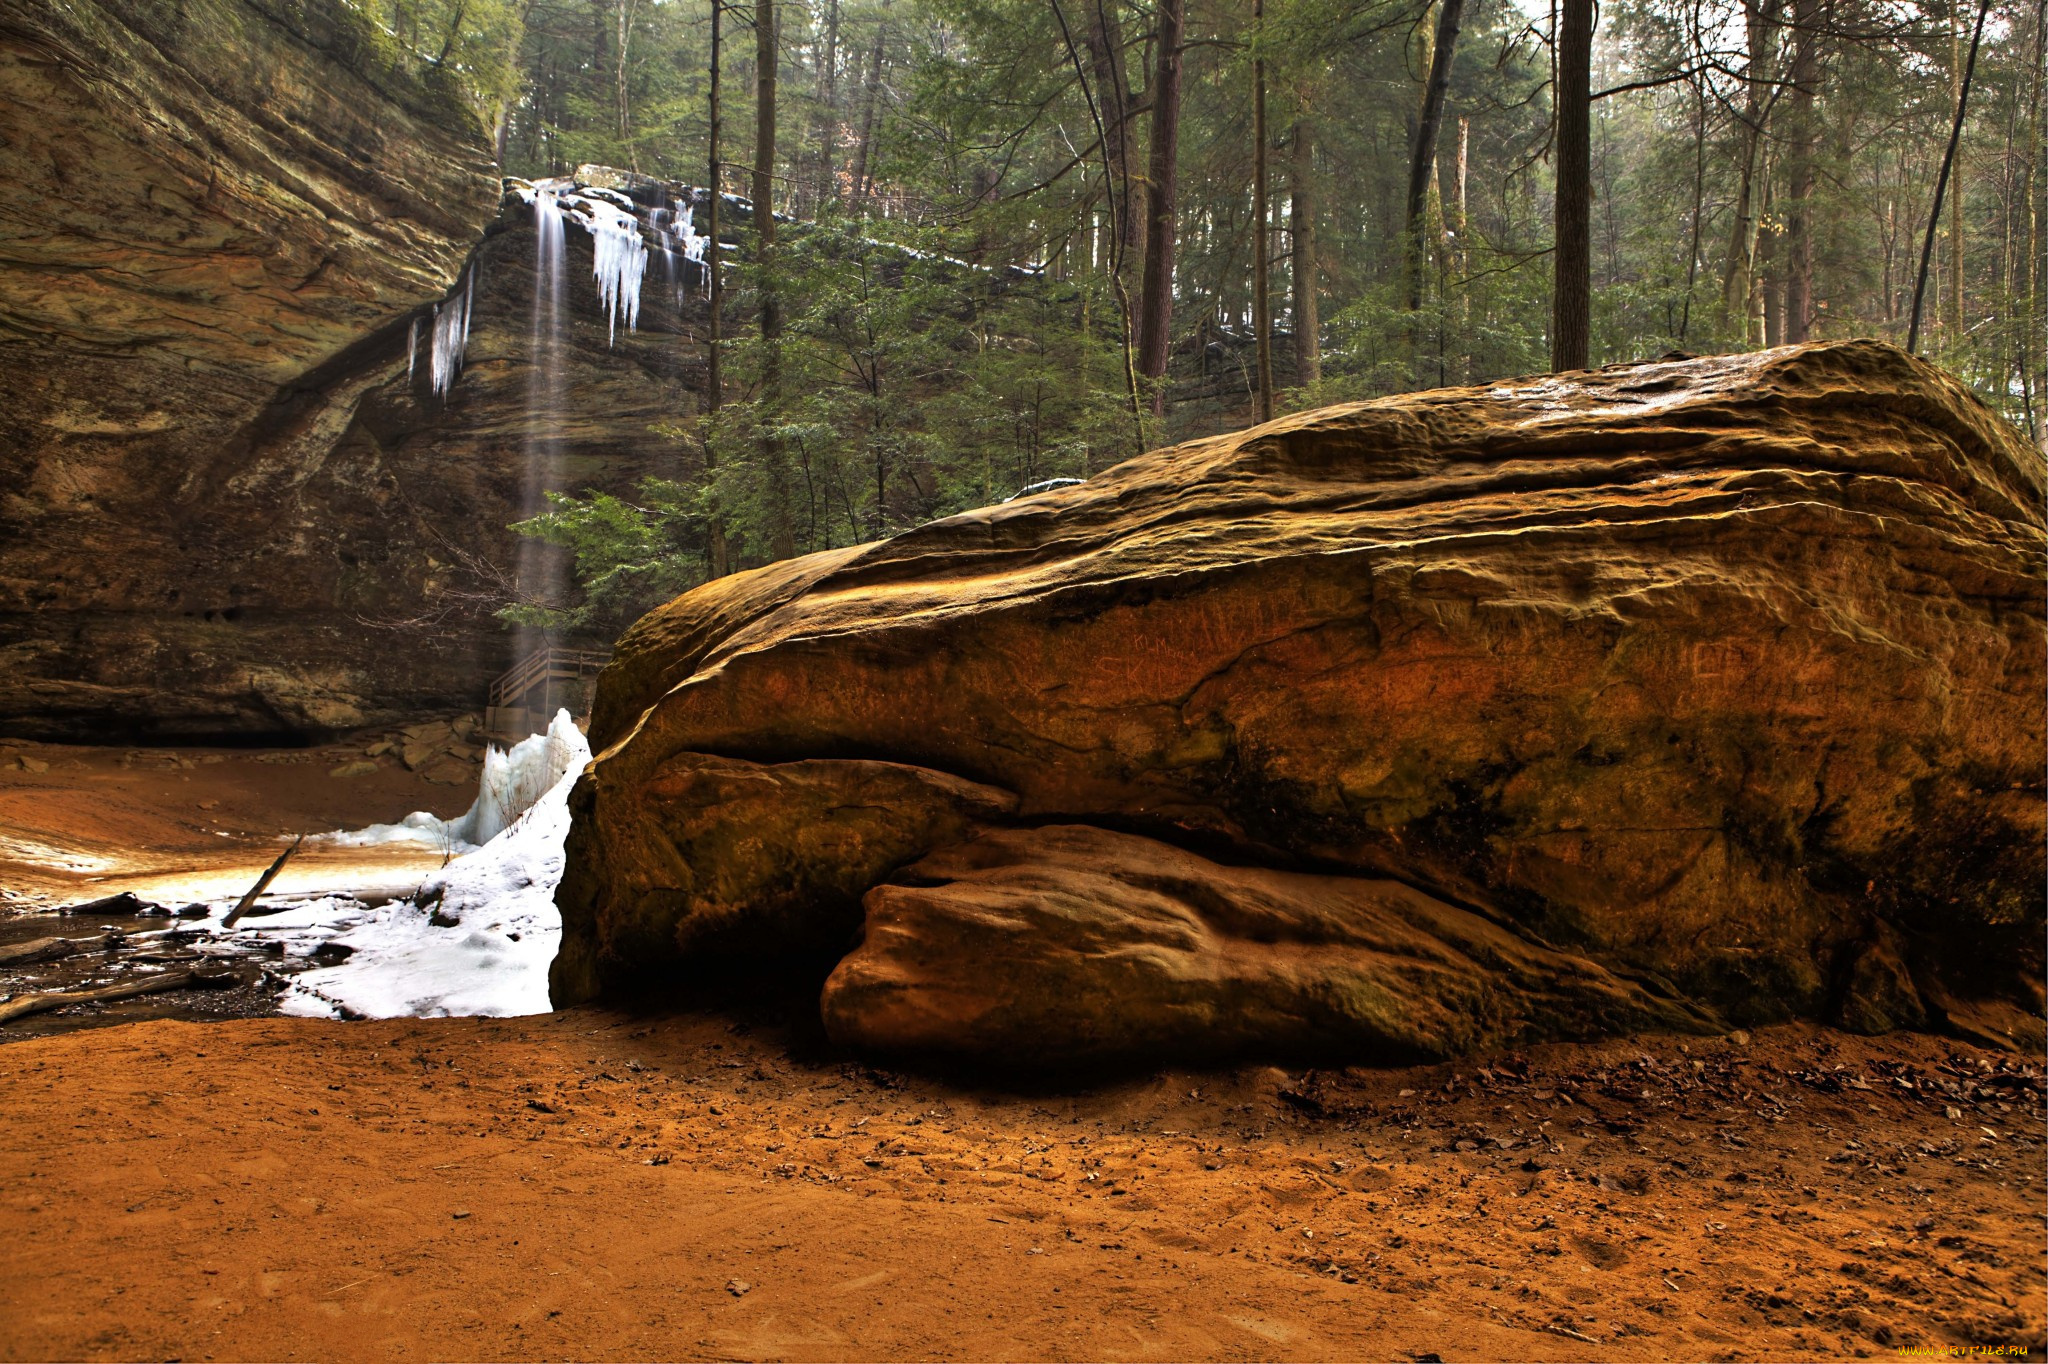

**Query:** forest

left=349, top=0, right=2046, bottom=632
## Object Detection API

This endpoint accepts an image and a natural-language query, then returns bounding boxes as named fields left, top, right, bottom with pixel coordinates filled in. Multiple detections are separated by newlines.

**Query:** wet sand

left=0, top=735, right=472, bottom=911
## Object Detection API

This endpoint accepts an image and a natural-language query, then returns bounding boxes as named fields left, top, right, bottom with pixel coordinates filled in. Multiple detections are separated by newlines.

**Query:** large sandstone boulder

left=555, top=341, right=2046, bottom=1064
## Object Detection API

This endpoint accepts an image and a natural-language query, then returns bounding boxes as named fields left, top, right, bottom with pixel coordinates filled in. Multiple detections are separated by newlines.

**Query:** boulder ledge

left=555, top=341, right=2046, bottom=1064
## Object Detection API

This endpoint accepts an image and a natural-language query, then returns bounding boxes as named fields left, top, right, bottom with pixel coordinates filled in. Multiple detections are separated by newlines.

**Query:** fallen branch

left=0, top=934, right=112, bottom=967
left=222, top=836, right=305, bottom=928
left=0, top=968, right=235, bottom=1026
left=57, top=892, right=161, bottom=917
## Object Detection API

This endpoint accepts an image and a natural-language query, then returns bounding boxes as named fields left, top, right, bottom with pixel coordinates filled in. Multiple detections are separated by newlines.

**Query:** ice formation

left=651, top=201, right=713, bottom=303
left=428, top=267, right=475, bottom=399
left=406, top=317, right=418, bottom=382
left=154, top=710, right=594, bottom=1019
left=514, top=178, right=650, bottom=343
left=583, top=196, right=646, bottom=345
left=321, top=709, right=588, bottom=853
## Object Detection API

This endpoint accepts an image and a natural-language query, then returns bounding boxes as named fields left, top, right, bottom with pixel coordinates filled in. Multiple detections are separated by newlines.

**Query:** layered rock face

left=556, top=341, right=2045, bottom=1065
left=0, top=2, right=702, bottom=740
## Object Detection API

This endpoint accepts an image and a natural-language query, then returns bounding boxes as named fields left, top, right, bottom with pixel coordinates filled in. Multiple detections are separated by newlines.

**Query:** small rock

left=725, top=1279, right=752, bottom=1297
left=16, top=756, right=49, bottom=773
left=422, top=757, right=474, bottom=786
left=329, top=760, right=379, bottom=779
left=1728, top=1030, right=1751, bottom=1046
left=452, top=1210, right=472, bottom=1220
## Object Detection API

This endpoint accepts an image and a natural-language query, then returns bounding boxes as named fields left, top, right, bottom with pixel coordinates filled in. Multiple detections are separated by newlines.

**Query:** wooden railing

left=487, top=645, right=610, bottom=725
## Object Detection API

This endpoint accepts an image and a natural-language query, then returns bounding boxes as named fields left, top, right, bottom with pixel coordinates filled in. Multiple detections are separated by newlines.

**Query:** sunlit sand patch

left=0, top=832, right=123, bottom=875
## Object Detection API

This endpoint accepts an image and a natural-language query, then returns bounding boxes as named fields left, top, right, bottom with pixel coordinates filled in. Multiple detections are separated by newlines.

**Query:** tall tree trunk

left=1759, top=172, right=1782, bottom=346
left=1909, top=0, right=1992, bottom=354
left=1552, top=0, right=1592, bottom=370
left=2024, top=0, right=2046, bottom=446
left=1252, top=0, right=1273, bottom=423
left=705, top=0, right=728, bottom=577
left=1783, top=0, right=1817, bottom=342
left=1949, top=10, right=1967, bottom=343
left=755, top=0, right=792, bottom=559
left=1453, top=115, right=1470, bottom=379
left=849, top=27, right=886, bottom=211
left=1085, top=0, right=1139, bottom=275
left=1135, top=0, right=1186, bottom=414
left=1721, top=0, right=1778, bottom=343
left=820, top=0, right=842, bottom=208
left=616, top=0, right=635, bottom=148
left=1405, top=0, right=1464, bottom=313
left=1291, top=115, right=1321, bottom=387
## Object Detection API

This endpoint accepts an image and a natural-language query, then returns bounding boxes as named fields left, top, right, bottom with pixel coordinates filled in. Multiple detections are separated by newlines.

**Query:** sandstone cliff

left=556, top=341, right=2046, bottom=1065
left=0, top=2, right=701, bottom=740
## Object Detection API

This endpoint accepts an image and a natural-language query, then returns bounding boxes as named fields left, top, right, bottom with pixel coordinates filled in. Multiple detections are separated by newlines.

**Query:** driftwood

left=57, top=891, right=162, bottom=917
left=222, top=835, right=305, bottom=928
left=0, top=934, right=117, bottom=967
left=0, top=968, right=235, bottom=1025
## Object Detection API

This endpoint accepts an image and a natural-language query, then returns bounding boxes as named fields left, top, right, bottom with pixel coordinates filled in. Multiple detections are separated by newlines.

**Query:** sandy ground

left=0, top=732, right=478, bottom=911
left=1, top=736, right=2042, bottom=1362
left=0, top=1006, right=2041, bottom=1363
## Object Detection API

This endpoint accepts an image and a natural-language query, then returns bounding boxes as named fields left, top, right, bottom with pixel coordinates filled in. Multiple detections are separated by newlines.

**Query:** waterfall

left=511, top=185, right=570, bottom=655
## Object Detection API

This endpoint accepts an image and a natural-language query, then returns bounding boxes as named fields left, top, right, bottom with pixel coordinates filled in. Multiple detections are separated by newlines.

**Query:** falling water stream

left=514, top=187, right=569, bottom=654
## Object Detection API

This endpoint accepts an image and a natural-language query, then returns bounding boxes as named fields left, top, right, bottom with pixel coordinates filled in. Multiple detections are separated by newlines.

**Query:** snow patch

left=176, top=710, right=598, bottom=1019
left=320, top=710, right=586, bottom=853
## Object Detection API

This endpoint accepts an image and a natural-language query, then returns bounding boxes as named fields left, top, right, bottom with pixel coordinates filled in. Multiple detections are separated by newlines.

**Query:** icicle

left=429, top=268, right=473, bottom=399
left=579, top=198, right=647, bottom=346
left=406, top=318, right=418, bottom=383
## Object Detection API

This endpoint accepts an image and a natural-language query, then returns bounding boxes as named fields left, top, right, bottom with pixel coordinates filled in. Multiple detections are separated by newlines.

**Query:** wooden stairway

left=484, top=645, right=610, bottom=738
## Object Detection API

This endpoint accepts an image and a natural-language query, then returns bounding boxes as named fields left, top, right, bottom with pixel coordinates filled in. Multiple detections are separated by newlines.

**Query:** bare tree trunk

left=1552, top=0, right=1592, bottom=370
left=1252, top=0, right=1273, bottom=423
left=1135, top=0, right=1186, bottom=414
left=1760, top=172, right=1785, bottom=345
left=1909, top=0, right=1992, bottom=354
left=616, top=0, right=636, bottom=148
left=1405, top=0, right=1464, bottom=312
left=809, top=0, right=842, bottom=210
left=1783, top=0, right=1816, bottom=342
left=1291, top=115, right=1321, bottom=387
left=849, top=27, right=886, bottom=211
left=705, top=0, right=728, bottom=577
left=1950, top=10, right=1967, bottom=343
left=1453, top=115, right=1470, bottom=379
left=2025, top=0, right=2046, bottom=446
left=1722, top=0, right=1778, bottom=343
left=755, top=0, right=792, bottom=559
left=1085, top=0, right=1140, bottom=276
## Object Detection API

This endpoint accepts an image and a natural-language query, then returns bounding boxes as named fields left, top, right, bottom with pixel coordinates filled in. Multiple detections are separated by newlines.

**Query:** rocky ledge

left=554, top=341, right=2046, bottom=1066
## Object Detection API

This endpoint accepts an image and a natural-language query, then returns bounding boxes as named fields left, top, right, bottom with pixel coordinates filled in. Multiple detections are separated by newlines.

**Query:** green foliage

left=341, top=0, right=526, bottom=118
left=499, top=481, right=708, bottom=636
